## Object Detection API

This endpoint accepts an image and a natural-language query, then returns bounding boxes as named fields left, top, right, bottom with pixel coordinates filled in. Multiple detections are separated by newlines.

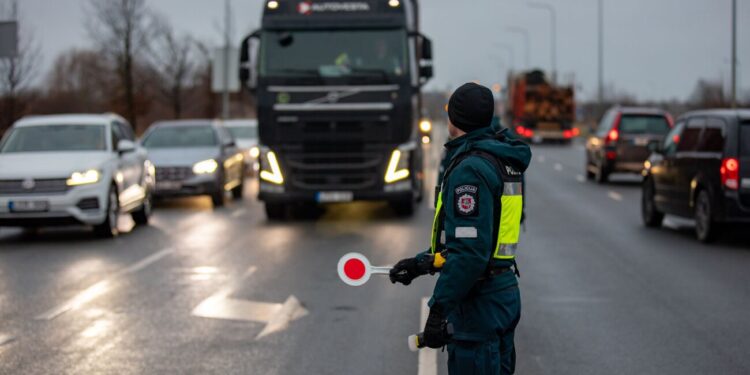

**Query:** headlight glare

left=249, top=146, right=260, bottom=158
left=419, top=119, right=432, bottom=133
left=193, top=159, right=219, bottom=175
left=67, top=169, right=101, bottom=186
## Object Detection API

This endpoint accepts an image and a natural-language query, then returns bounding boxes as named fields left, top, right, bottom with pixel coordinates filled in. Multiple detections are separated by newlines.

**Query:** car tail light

left=720, top=158, right=740, bottom=190
left=606, top=151, right=617, bottom=160
left=572, top=128, right=580, bottom=136
left=516, top=126, right=534, bottom=138
left=563, top=130, right=573, bottom=139
left=605, top=113, right=622, bottom=145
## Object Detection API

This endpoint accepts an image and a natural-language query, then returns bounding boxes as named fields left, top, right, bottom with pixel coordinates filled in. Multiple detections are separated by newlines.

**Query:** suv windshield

left=619, top=115, right=671, bottom=135
left=741, top=121, right=750, bottom=156
left=142, top=126, right=217, bottom=148
left=261, top=30, right=407, bottom=79
left=0, top=125, right=107, bottom=153
left=227, top=126, right=257, bottom=140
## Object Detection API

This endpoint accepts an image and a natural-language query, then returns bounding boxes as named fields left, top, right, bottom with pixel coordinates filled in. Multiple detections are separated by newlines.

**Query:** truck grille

left=283, top=144, right=384, bottom=191
left=0, top=179, right=69, bottom=195
left=156, top=167, right=193, bottom=182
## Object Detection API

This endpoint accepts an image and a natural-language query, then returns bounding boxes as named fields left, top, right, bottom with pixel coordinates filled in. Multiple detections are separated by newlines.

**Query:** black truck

left=239, top=0, right=433, bottom=219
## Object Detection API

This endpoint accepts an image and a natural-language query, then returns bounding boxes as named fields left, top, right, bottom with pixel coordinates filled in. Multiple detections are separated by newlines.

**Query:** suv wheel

left=641, top=178, right=664, bottom=228
left=211, top=190, right=225, bottom=208
left=695, top=189, right=720, bottom=243
left=94, top=185, right=120, bottom=238
left=132, top=191, right=152, bottom=226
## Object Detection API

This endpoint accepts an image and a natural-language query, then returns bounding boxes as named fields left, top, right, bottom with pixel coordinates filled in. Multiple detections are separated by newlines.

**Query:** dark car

left=141, top=120, right=245, bottom=208
left=586, top=107, right=673, bottom=183
left=641, top=109, right=750, bottom=242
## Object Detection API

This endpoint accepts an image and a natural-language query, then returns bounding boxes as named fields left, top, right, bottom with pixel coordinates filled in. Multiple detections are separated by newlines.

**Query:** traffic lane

left=0, top=194, right=256, bottom=373
left=0, top=191, right=438, bottom=374
left=516, top=146, right=750, bottom=374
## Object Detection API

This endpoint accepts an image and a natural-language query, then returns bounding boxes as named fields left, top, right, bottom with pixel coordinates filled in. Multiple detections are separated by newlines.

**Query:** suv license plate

left=9, top=200, right=50, bottom=213
left=634, top=137, right=649, bottom=146
left=316, top=191, right=353, bottom=203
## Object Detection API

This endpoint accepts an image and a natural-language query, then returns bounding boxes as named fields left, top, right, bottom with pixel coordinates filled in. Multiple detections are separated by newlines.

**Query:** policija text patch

left=455, top=185, right=478, bottom=216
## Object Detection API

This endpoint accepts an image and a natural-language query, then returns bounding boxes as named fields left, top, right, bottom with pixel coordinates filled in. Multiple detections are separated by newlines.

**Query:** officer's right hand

left=389, top=257, right=420, bottom=285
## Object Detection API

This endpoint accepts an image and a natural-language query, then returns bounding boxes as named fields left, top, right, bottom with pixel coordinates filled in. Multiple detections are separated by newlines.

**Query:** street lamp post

left=731, top=0, right=737, bottom=108
left=528, top=2, right=557, bottom=83
left=495, top=43, right=515, bottom=71
left=506, top=26, right=531, bottom=69
left=597, top=0, right=604, bottom=105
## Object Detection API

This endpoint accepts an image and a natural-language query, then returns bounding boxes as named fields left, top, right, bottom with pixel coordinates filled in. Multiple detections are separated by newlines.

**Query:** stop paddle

left=337, top=253, right=392, bottom=287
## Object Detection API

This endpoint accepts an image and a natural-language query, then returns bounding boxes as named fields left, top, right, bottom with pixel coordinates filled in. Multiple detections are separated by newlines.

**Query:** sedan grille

left=156, top=167, right=193, bottom=182
left=0, top=179, right=69, bottom=195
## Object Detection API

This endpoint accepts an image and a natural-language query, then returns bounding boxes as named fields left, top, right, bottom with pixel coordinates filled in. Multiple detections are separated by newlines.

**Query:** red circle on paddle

left=344, top=258, right=366, bottom=280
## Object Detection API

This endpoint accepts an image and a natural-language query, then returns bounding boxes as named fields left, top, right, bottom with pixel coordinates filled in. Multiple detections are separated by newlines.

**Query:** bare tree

left=0, top=0, right=40, bottom=129
left=148, top=16, right=195, bottom=119
left=34, top=49, right=112, bottom=114
left=689, top=79, right=727, bottom=108
left=86, top=0, right=154, bottom=130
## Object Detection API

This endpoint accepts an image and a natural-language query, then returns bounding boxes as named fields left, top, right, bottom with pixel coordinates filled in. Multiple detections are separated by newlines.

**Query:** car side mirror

left=117, top=140, right=136, bottom=154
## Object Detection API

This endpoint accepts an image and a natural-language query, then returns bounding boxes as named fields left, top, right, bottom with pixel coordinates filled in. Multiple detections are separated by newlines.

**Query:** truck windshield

left=0, top=125, right=107, bottom=153
left=619, top=115, right=671, bottom=135
left=260, top=30, right=407, bottom=79
left=142, top=126, right=218, bottom=148
left=741, top=121, right=750, bottom=156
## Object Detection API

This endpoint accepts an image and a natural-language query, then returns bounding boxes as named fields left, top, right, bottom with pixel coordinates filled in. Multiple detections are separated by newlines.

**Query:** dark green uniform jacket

left=425, top=124, right=531, bottom=342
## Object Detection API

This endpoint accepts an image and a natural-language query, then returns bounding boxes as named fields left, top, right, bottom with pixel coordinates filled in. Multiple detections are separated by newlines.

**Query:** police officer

left=390, top=83, right=531, bottom=374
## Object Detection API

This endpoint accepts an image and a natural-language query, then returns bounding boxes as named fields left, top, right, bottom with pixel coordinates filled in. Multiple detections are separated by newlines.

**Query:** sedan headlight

left=193, top=159, right=218, bottom=175
left=385, top=149, right=411, bottom=183
left=67, top=169, right=101, bottom=186
left=260, top=149, right=284, bottom=185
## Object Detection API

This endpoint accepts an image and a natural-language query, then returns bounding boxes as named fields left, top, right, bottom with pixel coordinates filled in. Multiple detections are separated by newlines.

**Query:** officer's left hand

left=422, top=306, right=449, bottom=349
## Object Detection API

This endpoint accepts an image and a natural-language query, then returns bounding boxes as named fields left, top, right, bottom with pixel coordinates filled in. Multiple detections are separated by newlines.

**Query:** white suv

left=0, top=114, right=155, bottom=237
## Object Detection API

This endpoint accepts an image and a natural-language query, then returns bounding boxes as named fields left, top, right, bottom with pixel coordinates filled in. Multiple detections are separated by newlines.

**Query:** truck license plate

left=316, top=191, right=354, bottom=203
left=9, top=200, right=49, bottom=213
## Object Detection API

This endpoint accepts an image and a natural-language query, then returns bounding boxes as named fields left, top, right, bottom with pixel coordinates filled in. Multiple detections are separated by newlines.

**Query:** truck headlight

left=385, top=149, right=410, bottom=183
left=260, top=149, right=284, bottom=185
left=249, top=146, right=260, bottom=158
left=193, top=159, right=218, bottom=175
left=419, top=119, right=432, bottom=133
left=67, top=169, right=101, bottom=186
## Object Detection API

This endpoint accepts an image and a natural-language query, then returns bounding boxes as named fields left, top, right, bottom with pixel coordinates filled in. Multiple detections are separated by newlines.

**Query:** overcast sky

left=10, top=0, right=750, bottom=102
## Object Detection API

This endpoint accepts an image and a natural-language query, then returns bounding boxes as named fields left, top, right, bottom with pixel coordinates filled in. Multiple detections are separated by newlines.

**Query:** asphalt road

left=1, top=140, right=749, bottom=374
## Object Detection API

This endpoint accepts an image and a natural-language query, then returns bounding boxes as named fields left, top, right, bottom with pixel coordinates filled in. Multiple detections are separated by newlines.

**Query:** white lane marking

left=191, top=267, right=308, bottom=340
left=0, top=334, right=14, bottom=347
left=418, top=297, right=437, bottom=375
left=608, top=191, right=623, bottom=202
left=231, top=208, right=247, bottom=218
left=554, top=163, right=563, bottom=171
left=35, top=248, right=173, bottom=320
left=576, top=175, right=586, bottom=183
left=537, top=155, right=546, bottom=163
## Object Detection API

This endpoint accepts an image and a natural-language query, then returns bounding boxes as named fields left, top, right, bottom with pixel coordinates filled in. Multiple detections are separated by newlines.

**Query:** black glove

left=422, top=306, right=450, bottom=349
left=390, top=253, right=440, bottom=285
left=389, top=257, right=421, bottom=285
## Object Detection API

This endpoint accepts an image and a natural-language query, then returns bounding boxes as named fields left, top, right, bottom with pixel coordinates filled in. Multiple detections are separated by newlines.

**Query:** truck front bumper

left=259, top=180, right=414, bottom=203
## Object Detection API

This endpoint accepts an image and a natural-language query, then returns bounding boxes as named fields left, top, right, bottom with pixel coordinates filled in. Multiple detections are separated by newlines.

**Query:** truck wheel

left=695, top=190, right=720, bottom=243
left=265, top=203, right=287, bottom=221
left=390, top=198, right=415, bottom=217
left=641, top=179, right=664, bottom=228
left=94, top=185, right=120, bottom=238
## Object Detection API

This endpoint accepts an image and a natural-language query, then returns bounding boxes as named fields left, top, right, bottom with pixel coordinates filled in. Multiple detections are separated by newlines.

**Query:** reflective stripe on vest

left=495, top=182, right=523, bottom=259
left=430, top=181, right=523, bottom=260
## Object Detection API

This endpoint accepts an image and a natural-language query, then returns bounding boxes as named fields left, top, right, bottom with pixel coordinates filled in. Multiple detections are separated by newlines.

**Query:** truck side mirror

left=419, top=65, right=433, bottom=80
left=239, top=31, right=261, bottom=93
left=421, top=36, right=433, bottom=60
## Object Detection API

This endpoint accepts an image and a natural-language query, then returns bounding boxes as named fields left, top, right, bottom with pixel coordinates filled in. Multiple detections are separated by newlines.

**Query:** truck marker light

left=260, top=151, right=284, bottom=185
left=385, top=150, right=410, bottom=183
left=388, top=0, right=401, bottom=7
left=267, top=0, right=279, bottom=9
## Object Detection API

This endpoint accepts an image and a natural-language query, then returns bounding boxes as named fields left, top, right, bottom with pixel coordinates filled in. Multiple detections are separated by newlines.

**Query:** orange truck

left=507, top=70, right=577, bottom=143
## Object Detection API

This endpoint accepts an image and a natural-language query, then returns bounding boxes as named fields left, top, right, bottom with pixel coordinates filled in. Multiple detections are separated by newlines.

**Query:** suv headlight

left=67, top=169, right=101, bottom=186
left=259, top=148, right=284, bottom=185
left=193, top=159, right=218, bottom=175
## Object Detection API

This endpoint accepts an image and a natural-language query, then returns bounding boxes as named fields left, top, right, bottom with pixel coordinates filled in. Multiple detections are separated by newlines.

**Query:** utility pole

left=495, top=43, right=515, bottom=72
left=222, top=0, right=231, bottom=119
left=529, top=2, right=557, bottom=83
left=506, top=26, right=530, bottom=69
left=597, top=0, right=604, bottom=105
left=731, top=0, right=737, bottom=108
